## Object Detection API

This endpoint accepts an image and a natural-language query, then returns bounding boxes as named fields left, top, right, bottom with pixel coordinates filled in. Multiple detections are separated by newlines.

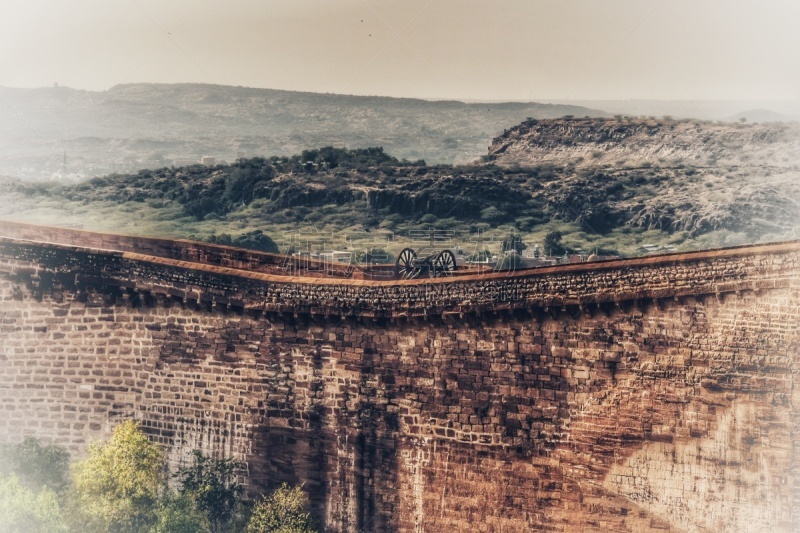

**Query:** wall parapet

left=1, top=224, right=798, bottom=318
left=0, top=220, right=352, bottom=278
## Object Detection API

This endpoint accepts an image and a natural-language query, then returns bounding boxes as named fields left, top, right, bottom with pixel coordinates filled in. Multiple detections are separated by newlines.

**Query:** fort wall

left=0, top=224, right=798, bottom=532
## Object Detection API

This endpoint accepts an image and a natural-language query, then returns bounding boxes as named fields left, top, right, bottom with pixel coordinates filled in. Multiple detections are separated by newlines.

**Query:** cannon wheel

left=432, top=250, right=457, bottom=277
left=396, top=248, right=418, bottom=279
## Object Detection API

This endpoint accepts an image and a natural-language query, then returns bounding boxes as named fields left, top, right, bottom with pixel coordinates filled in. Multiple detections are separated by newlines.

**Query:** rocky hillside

left=483, top=117, right=800, bottom=245
left=2, top=119, right=798, bottom=256
left=488, top=117, right=800, bottom=168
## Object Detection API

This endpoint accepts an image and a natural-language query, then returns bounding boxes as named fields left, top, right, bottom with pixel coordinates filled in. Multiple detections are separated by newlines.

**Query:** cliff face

left=488, top=117, right=800, bottom=168
left=483, top=118, right=800, bottom=240
left=0, top=225, right=798, bottom=532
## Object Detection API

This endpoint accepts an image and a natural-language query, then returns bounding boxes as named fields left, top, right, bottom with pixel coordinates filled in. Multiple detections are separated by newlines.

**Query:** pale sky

left=1, top=0, right=799, bottom=101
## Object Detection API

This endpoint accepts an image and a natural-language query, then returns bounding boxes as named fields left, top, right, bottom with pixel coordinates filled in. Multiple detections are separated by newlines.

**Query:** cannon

left=395, top=247, right=457, bottom=279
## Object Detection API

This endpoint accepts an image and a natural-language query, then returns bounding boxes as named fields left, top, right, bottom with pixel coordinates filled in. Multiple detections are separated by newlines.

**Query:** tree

left=208, top=233, right=234, bottom=246
left=232, top=230, right=279, bottom=254
left=224, top=164, right=274, bottom=206
left=0, top=436, right=70, bottom=491
left=543, top=230, right=566, bottom=256
left=68, top=420, right=165, bottom=533
left=500, top=233, right=527, bottom=255
left=207, top=231, right=279, bottom=254
left=152, top=493, right=210, bottom=533
left=0, top=474, right=68, bottom=533
left=246, top=484, right=317, bottom=533
left=175, top=450, right=243, bottom=533
left=184, top=197, right=223, bottom=220
left=480, top=206, right=507, bottom=224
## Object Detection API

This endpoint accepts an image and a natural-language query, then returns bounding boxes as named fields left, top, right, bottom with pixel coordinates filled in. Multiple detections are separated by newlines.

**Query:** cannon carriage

left=394, top=247, right=458, bottom=279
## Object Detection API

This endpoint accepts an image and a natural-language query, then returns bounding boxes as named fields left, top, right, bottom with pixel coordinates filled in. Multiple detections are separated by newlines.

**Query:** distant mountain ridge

left=728, top=109, right=798, bottom=123
left=0, top=83, right=606, bottom=181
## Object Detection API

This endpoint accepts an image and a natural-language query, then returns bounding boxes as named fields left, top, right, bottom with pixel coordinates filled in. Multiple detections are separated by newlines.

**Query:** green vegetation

left=245, top=484, right=316, bottom=533
left=68, top=420, right=166, bottom=532
left=175, top=451, right=244, bottom=532
left=2, top=125, right=797, bottom=261
left=0, top=436, right=70, bottom=491
left=501, top=233, right=527, bottom=255
left=0, top=423, right=318, bottom=533
left=543, top=230, right=566, bottom=256
left=151, top=493, right=210, bottom=533
left=297, top=146, right=425, bottom=169
left=207, top=230, right=279, bottom=253
left=0, top=475, right=68, bottom=533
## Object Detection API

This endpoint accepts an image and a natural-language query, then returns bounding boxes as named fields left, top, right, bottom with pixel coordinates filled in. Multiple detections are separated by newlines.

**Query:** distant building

left=201, top=156, right=216, bottom=166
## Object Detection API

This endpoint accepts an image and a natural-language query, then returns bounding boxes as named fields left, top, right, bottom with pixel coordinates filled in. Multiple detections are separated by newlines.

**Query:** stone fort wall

left=0, top=223, right=798, bottom=532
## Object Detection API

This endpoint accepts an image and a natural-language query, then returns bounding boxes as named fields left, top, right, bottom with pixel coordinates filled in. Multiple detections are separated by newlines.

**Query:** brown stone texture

left=0, top=227, right=798, bottom=532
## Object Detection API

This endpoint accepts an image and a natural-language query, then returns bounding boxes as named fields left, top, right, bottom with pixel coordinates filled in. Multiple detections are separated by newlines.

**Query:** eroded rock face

left=0, top=231, right=798, bottom=532
left=486, top=118, right=800, bottom=241
left=488, top=117, right=800, bottom=169
left=605, top=402, right=787, bottom=532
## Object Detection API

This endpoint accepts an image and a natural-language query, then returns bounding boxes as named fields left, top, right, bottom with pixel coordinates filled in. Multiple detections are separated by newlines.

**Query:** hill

left=487, top=116, right=800, bottom=168
left=538, top=99, right=800, bottom=122
left=1, top=118, right=798, bottom=257
left=0, top=83, right=604, bottom=181
left=728, top=109, right=798, bottom=123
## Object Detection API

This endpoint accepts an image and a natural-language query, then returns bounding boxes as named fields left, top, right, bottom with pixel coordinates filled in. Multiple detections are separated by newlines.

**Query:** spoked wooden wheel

left=431, top=250, right=456, bottom=277
left=396, top=247, right=418, bottom=279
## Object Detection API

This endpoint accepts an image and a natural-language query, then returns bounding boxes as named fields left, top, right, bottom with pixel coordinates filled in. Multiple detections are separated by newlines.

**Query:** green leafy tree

left=207, top=231, right=279, bottom=254
left=479, top=206, right=507, bottom=224
left=543, top=230, right=566, bottom=256
left=0, top=436, right=70, bottom=491
left=207, top=233, right=234, bottom=246
left=233, top=230, right=279, bottom=254
left=500, top=233, right=527, bottom=255
left=184, top=197, right=223, bottom=220
left=176, top=450, right=243, bottom=533
left=246, top=484, right=317, bottom=533
left=224, top=163, right=274, bottom=206
left=152, top=493, right=210, bottom=533
left=68, top=420, right=165, bottom=533
left=0, top=474, right=68, bottom=533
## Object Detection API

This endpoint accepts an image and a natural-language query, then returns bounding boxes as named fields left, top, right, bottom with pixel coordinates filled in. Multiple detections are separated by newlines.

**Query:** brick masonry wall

left=0, top=231, right=798, bottom=532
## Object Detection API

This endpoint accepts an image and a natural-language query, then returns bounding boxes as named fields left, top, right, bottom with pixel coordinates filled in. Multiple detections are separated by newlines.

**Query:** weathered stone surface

left=0, top=224, right=798, bottom=532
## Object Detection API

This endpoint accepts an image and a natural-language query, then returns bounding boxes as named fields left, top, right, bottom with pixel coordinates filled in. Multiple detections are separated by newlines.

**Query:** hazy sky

left=2, top=0, right=799, bottom=101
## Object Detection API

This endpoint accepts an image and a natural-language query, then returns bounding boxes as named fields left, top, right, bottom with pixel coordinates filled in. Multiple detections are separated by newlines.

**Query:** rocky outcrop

left=488, top=117, right=800, bottom=168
